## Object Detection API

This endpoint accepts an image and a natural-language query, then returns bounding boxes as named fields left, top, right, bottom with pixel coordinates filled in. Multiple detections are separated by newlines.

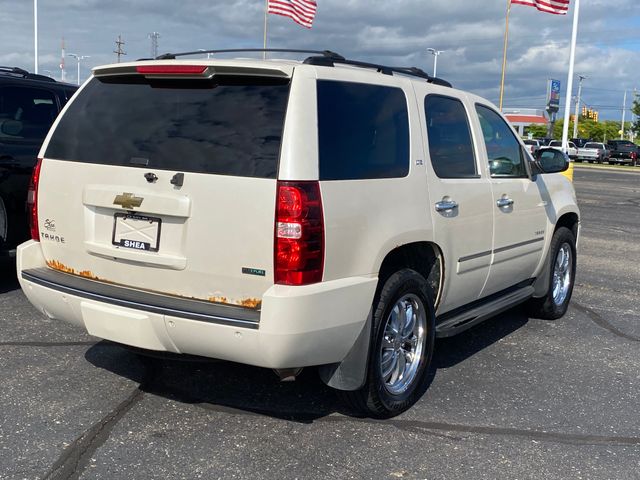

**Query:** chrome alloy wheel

left=552, top=243, right=572, bottom=306
left=380, top=294, right=427, bottom=395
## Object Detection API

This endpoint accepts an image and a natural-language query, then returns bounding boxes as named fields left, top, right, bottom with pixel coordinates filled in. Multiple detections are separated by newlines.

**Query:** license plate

left=112, top=213, right=161, bottom=252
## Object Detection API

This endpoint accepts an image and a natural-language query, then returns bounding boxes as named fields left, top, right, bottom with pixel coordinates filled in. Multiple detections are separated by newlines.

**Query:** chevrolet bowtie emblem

left=113, top=193, right=143, bottom=209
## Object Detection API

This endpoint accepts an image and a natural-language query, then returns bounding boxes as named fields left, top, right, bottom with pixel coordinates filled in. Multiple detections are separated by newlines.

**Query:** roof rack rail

left=0, top=66, right=30, bottom=75
left=137, top=48, right=452, bottom=88
left=303, top=55, right=452, bottom=87
left=0, top=66, right=57, bottom=82
left=151, top=49, right=345, bottom=61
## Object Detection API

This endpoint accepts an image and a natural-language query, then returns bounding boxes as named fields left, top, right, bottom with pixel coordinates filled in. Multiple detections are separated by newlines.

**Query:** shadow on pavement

left=0, top=258, right=19, bottom=294
left=433, top=305, right=529, bottom=369
left=85, top=306, right=529, bottom=422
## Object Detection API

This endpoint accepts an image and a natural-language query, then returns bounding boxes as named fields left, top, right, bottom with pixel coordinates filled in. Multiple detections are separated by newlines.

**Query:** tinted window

left=584, top=143, right=601, bottom=148
left=476, top=105, right=527, bottom=178
left=523, top=140, right=537, bottom=145
left=317, top=80, right=409, bottom=180
left=425, top=95, right=476, bottom=178
left=0, top=86, right=57, bottom=141
left=45, top=75, right=290, bottom=178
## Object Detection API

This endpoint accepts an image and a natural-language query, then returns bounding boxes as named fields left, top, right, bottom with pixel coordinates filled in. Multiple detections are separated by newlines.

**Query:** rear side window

left=45, top=75, right=290, bottom=178
left=317, top=80, right=409, bottom=180
left=425, top=95, right=477, bottom=178
left=0, top=86, right=58, bottom=141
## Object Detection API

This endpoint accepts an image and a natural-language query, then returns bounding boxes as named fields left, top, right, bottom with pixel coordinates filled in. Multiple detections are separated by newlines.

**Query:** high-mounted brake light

left=275, top=181, right=324, bottom=286
left=136, top=65, right=208, bottom=75
left=27, top=158, right=42, bottom=241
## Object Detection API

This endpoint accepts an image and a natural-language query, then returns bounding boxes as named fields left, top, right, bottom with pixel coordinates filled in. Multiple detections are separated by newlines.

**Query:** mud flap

left=318, top=308, right=372, bottom=391
left=533, top=240, right=552, bottom=298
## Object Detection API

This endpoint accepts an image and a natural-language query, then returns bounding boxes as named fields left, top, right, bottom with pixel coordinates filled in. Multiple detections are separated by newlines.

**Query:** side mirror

left=535, top=147, right=569, bottom=174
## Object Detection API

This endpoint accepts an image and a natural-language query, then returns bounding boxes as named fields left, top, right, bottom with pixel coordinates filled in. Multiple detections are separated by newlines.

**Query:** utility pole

left=572, top=74, right=586, bottom=139
left=114, top=35, right=126, bottom=63
left=148, top=32, right=160, bottom=58
left=621, top=89, right=627, bottom=139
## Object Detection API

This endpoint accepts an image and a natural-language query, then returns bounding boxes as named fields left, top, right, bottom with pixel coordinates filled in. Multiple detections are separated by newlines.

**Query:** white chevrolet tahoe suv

left=17, top=50, right=579, bottom=418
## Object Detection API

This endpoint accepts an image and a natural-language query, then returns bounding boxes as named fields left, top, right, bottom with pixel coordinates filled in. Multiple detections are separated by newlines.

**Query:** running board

left=435, top=286, right=534, bottom=338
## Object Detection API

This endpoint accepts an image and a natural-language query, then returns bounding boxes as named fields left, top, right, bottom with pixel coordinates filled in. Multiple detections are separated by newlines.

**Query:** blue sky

left=1, top=0, right=639, bottom=121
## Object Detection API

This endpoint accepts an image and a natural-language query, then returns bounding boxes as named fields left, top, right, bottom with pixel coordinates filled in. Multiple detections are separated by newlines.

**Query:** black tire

left=527, top=227, right=576, bottom=320
left=340, top=269, right=436, bottom=418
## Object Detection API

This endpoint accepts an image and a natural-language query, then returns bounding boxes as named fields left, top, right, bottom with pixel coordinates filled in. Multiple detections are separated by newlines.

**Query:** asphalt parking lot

left=1, top=166, right=639, bottom=480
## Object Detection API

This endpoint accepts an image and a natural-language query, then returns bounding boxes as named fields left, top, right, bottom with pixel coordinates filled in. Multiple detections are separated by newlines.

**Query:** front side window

left=0, top=86, right=57, bottom=141
left=476, top=105, right=527, bottom=178
left=317, top=80, right=409, bottom=180
left=424, top=95, right=476, bottom=178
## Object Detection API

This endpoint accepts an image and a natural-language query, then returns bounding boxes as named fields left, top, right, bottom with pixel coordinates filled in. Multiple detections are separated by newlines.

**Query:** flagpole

left=34, top=0, right=38, bottom=73
left=561, top=0, right=580, bottom=150
left=499, top=0, right=512, bottom=111
left=263, top=0, right=268, bottom=59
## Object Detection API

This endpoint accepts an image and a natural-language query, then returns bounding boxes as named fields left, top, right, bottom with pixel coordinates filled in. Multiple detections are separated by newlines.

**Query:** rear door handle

left=435, top=200, right=459, bottom=212
left=496, top=197, right=514, bottom=208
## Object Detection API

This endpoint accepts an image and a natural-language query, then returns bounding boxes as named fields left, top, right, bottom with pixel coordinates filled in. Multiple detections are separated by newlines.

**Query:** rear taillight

left=27, top=158, right=42, bottom=241
left=274, top=181, right=324, bottom=286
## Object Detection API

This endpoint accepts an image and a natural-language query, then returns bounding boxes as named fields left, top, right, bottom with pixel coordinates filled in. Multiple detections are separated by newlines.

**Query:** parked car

left=523, top=139, right=541, bottom=157
left=16, top=50, right=580, bottom=418
left=576, top=142, right=610, bottom=163
left=548, top=140, right=578, bottom=160
left=607, top=140, right=638, bottom=166
left=0, top=67, right=77, bottom=256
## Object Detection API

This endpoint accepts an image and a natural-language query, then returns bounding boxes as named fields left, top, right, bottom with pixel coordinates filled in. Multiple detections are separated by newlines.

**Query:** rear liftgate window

left=45, top=75, right=291, bottom=178
left=317, top=80, right=410, bottom=180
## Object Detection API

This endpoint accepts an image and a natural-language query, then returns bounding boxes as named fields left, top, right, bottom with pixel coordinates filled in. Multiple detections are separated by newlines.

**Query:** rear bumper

left=17, top=241, right=377, bottom=369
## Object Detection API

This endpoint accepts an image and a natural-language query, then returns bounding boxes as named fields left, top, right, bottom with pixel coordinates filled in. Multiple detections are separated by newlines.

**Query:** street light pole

left=572, top=75, right=586, bottom=139
left=621, top=89, right=627, bottom=139
left=426, top=48, right=444, bottom=78
left=68, top=53, right=90, bottom=86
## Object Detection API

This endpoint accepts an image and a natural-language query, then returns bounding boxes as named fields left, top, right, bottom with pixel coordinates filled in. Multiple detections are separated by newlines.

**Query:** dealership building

left=503, top=108, right=548, bottom=136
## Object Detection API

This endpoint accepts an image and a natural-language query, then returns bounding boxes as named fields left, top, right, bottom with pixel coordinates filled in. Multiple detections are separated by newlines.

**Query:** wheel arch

left=554, top=211, right=580, bottom=242
left=376, top=241, right=443, bottom=310
left=319, top=241, right=444, bottom=392
left=533, top=211, right=580, bottom=298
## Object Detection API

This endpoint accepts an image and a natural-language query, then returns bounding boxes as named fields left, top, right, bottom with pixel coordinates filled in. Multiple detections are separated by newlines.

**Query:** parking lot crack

left=320, top=417, right=640, bottom=447
left=571, top=302, right=640, bottom=342
left=42, top=387, right=144, bottom=480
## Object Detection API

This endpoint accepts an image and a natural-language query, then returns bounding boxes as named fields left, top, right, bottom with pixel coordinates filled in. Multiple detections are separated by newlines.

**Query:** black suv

left=0, top=67, right=77, bottom=256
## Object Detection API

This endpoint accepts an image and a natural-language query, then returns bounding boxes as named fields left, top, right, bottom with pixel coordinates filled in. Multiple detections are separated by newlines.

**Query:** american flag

left=511, top=0, right=570, bottom=15
left=268, top=0, right=317, bottom=28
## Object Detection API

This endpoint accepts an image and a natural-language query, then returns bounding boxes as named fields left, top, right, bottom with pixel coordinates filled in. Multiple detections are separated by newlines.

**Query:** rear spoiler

left=93, top=63, right=291, bottom=80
